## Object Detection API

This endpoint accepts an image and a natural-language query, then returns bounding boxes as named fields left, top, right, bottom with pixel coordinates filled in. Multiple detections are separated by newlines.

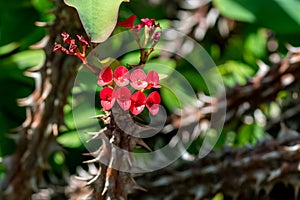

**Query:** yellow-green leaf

left=64, top=0, right=129, bottom=43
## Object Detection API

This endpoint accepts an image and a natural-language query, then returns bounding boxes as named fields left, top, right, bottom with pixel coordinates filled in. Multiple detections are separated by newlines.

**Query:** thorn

left=136, top=138, right=152, bottom=151
left=74, top=175, right=91, bottom=182
left=10, top=126, right=24, bottom=132
left=82, top=147, right=102, bottom=157
left=268, top=169, right=281, bottom=181
left=37, top=79, right=52, bottom=104
left=256, top=60, right=270, bottom=78
left=22, top=107, right=33, bottom=127
left=35, top=21, right=54, bottom=27
left=284, top=144, right=300, bottom=152
left=5, top=133, right=21, bottom=142
left=27, top=63, right=43, bottom=71
left=52, top=123, right=59, bottom=136
left=132, top=184, right=147, bottom=192
left=30, top=35, right=50, bottom=49
left=286, top=44, right=300, bottom=53
left=87, top=169, right=101, bottom=185
left=18, top=96, right=34, bottom=107
left=89, top=114, right=107, bottom=119
left=24, top=71, right=42, bottom=90
left=86, top=129, right=106, bottom=136
left=83, top=157, right=100, bottom=164
left=30, top=177, right=39, bottom=192
left=88, top=163, right=99, bottom=175
left=76, top=166, right=93, bottom=179
left=86, top=132, right=105, bottom=143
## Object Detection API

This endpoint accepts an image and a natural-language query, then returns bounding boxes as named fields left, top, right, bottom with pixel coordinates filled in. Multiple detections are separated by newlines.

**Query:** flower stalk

left=53, top=15, right=162, bottom=199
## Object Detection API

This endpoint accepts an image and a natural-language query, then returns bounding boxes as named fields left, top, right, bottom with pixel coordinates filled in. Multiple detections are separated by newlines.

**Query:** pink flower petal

left=147, top=104, right=159, bottom=115
left=146, top=91, right=161, bottom=115
left=114, top=66, right=130, bottom=87
left=130, top=91, right=146, bottom=115
left=97, top=67, right=113, bottom=86
left=130, top=69, right=148, bottom=90
left=101, top=99, right=115, bottom=110
left=141, top=18, right=155, bottom=27
left=100, top=87, right=115, bottom=110
left=152, top=31, right=161, bottom=43
left=115, top=87, right=131, bottom=111
left=146, top=70, right=160, bottom=89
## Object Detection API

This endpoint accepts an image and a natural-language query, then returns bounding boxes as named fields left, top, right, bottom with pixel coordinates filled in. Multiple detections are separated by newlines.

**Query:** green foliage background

left=1, top=0, right=300, bottom=191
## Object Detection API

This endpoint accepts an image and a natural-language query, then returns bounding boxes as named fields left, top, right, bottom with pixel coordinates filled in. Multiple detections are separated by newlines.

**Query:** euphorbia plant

left=53, top=15, right=162, bottom=199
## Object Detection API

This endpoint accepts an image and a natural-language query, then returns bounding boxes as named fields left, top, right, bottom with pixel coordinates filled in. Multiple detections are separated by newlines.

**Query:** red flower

left=130, top=91, right=146, bottom=115
left=141, top=18, right=155, bottom=27
left=97, top=67, right=113, bottom=86
left=130, top=69, right=148, bottom=90
left=115, top=87, right=131, bottom=111
left=114, top=66, right=130, bottom=87
left=100, top=87, right=115, bottom=110
left=146, top=70, right=160, bottom=89
left=146, top=91, right=161, bottom=115
left=118, top=15, right=137, bottom=28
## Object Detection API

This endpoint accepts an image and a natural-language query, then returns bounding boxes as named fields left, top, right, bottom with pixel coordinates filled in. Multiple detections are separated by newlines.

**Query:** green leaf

left=1, top=50, right=45, bottom=71
left=213, top=0, right=300, bottom=34
left=212, top=193, right=224, bottom=200
left=0, top=43, right=19, bottom=56
left=64, top=0, right=129, bottom=43
left=161, top=87, right=181, bottom=111
left=32, top=0, right=55, bottom=22
left=64, top=99, right=98, bottom=130
left=121, top=51, right=140, bottom=66
left=144, top=59, right=176, bottom=77
left=0, top=0, right=40, bottom=47
left=218, top=60, right=255, bottom=87
left=214, top=0, right=256, bottom=22
left=57, top=130, right=90, bottom=148
left=237, top=124, right=264, bottom=146
left=52, top=151, right=65, bottom=166
left=245, top=29, right=267, bottom=58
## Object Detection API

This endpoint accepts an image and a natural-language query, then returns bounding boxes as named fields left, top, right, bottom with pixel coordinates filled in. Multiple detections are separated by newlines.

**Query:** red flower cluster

left=98, top=66, right=161, bottom=115
left=118, top=15, right=161, bottom=49
left=53, top=32, right=89, bottom=64
left=118, top=15, right=160, bottom=31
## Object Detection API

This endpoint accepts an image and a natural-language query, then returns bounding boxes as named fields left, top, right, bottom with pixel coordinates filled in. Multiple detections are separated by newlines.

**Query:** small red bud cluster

left=118, top=15, right=161, bottom=49
left=53, top=32, right=89, bottom=64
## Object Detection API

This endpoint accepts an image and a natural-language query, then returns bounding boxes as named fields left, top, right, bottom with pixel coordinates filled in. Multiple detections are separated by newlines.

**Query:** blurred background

left=2, top=0, right=300, bottom=199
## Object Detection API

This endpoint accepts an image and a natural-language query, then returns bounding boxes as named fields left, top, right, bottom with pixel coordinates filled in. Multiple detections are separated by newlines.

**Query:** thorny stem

left=0, top=1, right=84, bottom=199
left=139, top=47, right=154, bottom=66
